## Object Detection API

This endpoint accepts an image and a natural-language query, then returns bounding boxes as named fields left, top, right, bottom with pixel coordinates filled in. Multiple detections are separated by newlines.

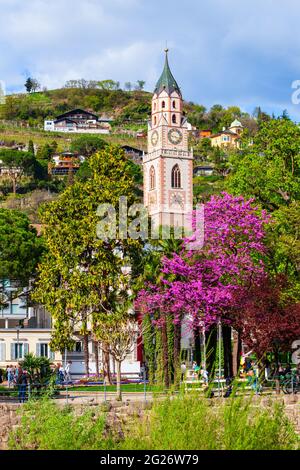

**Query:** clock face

left=171, top=193, right=183, bottom=207
left=151, top=130, right=159, bottom=146
left=168, top=128, right=183, bottom=145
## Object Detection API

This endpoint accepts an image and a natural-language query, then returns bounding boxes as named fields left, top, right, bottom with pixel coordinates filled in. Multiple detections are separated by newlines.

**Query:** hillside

left=0, top=86, right=260, bottom=133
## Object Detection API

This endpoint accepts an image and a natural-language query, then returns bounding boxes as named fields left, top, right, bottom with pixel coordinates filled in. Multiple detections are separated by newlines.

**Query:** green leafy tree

left=70, top=135, right=107, bottom=157
left=97, top=80, right=119, bottom=91
left=0, top=209, right=44, bottom=283
left=124, top=82, right=132, bottom=92
left=25, top=78, right=40, bottom=93
left=0, top=149, right=37, bottom=193
left=36, top=143, right=56, bottom=162
left=20, top=353, right=52, bottom=384
left=28, top=140, right=35, bottom=156
left=75, top=160, right=92, bottom=182
left=33, top=145, right=143, bottom=379
left=227, top=119, right=300, bottom=211
left=94, top=305, right=138, bottom=401
left=25, top=78, right=33, bottom=93
left=135, top=80, right=146, bottom=91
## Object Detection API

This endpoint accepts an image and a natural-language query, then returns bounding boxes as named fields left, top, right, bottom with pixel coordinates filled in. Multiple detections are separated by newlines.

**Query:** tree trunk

left=83, top=333, right=89, bottom=377
left=116, top=360, right=122, bottom=401
left=94, top=339, right=99, bottom=377
left=205, top=325, right=217, bottom=377
left=161, top=320, right=170, bottom=389
left=232, top=330, right=242, bottom=376
left=166, top=315, right=174, bottom=383
left=12, top=176, right=17, bottom=194
left=222, top=325, right=233, bottom=379
left=173, top=321, right=181, bottom=386
left=102, top=343, right=112, bottom=384
left=193, top=327, right=201, bottom=366
left=236, top=332, right=242, bottom=375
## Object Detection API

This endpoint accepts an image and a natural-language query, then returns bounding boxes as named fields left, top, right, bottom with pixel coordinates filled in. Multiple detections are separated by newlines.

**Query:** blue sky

left=1, top=0, right=300, bottom=119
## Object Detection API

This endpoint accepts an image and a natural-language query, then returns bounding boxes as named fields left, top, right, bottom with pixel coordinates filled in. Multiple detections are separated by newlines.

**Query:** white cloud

left=1, top=0, right=300, bottom=117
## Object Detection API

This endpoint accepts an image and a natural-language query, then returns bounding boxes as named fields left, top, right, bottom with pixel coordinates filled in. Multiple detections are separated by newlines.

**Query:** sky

left=1, top=0, right=300, bottom=119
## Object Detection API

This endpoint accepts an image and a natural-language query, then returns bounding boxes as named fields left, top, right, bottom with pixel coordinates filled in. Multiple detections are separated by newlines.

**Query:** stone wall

left=0, top=396, right=299, bottom=450
left=0, top=403, right=21, bottom=450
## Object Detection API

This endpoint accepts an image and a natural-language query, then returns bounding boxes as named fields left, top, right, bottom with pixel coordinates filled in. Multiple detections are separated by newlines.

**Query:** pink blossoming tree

left=136, top=193, right=271, bottom=385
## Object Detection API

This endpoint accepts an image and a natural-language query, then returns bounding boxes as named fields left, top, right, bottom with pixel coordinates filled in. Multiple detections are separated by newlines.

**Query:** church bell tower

left=143, top=49, right=193, bottom=231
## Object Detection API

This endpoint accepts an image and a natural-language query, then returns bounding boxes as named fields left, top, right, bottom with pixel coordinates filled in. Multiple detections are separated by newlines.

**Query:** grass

left=62, top=383, right=164, bottom=393
left=118, top=393, right=300, bottom=450
left=8, top=393, right=299, bottom=450
left=0, top=126, right=147, bottom=151
left=9, top=399, right=112, bottom=450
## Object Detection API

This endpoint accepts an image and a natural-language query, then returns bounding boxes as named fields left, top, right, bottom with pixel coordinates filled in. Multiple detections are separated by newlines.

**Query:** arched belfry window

left=150, top=166, right=156, bottom=190
left=173, top=100, right=176, bottom=109
left=171, top=164, right=181, bottom=188
left=153, top=102, right=156, bottom=111
left=154, top=116, right=157, bottom=125
left=162, top=101, right=166, bottom=109
left=172, top=114, right=176, bottom=124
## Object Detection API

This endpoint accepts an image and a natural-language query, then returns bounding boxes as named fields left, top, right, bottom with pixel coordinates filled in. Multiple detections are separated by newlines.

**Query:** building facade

left=48, top=152, right=85, bottom=177
left=143, top=50, right=193, bottom=232
left=0, top=281, right=61, bottom=367
left=44, top=108, right=111, bottom=134
left=210, top=119, right=243, bottom=149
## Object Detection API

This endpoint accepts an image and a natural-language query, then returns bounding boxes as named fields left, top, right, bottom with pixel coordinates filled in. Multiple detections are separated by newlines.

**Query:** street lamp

left=15, top=326, right=20, bottom=362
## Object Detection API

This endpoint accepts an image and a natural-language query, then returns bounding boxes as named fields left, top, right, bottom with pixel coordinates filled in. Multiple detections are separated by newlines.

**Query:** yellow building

left=210, top=119, right=243, bottom=149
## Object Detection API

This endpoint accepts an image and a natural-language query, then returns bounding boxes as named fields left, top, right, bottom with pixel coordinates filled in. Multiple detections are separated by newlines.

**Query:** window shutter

left=24, top=343, right=29, bottom=357
left=36, top=343, right=41, bottom=357
left=0, top=343, right=6, bottom=361
left=11, top=343, right=15, bottom=361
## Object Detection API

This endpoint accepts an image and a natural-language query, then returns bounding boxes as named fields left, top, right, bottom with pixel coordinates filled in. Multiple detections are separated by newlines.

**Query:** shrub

left=117, top=394, right=299, bottom=450
left=9, top=399, right=111, bottom=450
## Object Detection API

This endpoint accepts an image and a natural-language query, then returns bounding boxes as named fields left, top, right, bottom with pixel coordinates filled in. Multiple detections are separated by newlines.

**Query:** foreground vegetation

left=9, top=394, right=299, bottom=450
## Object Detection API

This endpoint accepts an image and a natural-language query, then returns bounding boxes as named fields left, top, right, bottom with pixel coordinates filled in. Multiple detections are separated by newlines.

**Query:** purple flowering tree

left=136, top=193, right=270, bottom=385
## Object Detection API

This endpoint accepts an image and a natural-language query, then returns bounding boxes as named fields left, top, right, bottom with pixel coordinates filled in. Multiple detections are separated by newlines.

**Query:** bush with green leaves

left=20, top=353, right=52, bottom=383
left=8, top=393, right=299, bottom=450
left=9, top=399, right=111, bottom=450
left=118, top=394, right=299, bottom=450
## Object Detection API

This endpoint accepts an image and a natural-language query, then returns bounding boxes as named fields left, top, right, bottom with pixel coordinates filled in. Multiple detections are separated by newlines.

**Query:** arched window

left=173, top=100, right=176, bottom=109
left=162, top=101, right=166, bottom=109
left=171, top=164, right=181, bottom=188
left=154, top=116, right=157, bottom=125
left=172, top=114, right=176, bottom=124
left=150, top=166, right=155, bottom=190
left=153, top=102, right=156, bottom=111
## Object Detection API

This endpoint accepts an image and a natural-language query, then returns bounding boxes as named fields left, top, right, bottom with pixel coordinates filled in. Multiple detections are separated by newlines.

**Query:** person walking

left=64, top=361, right=72, bottom=383
left=7, top=365, right=14, bottom=388
left=17, top=368, right=28, bottom=403
left=59, top=364, right=65, bottom=384
left=180, top=361, right=187, bottom=382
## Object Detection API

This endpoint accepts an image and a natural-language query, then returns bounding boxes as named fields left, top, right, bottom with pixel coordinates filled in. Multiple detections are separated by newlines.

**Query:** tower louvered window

left=150, top=166, right=156, bottom=190
left=171, top=164, right=181, bottom=188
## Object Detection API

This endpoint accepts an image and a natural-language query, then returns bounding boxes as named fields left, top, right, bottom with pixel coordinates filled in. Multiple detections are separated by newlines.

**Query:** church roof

left=154, top=50, right=182, bottom=97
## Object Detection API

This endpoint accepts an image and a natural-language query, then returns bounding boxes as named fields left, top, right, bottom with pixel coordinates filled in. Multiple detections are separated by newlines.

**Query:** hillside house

left=48, top=152, right=85, bottom=177
left=210, top=119, right=243, bottom=149
left=44, top=108, right=112, bottom=134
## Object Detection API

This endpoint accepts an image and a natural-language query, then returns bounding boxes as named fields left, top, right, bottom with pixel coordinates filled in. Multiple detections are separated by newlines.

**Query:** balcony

left=0, top=302, right=29, bottom=318
left=144, top=148, right=193, bottom=162
left=0, top=280, right=31, bottom=319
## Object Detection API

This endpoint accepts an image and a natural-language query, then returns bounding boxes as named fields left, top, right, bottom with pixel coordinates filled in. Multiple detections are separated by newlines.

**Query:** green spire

left=154, top=49, right=181, bottom=97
